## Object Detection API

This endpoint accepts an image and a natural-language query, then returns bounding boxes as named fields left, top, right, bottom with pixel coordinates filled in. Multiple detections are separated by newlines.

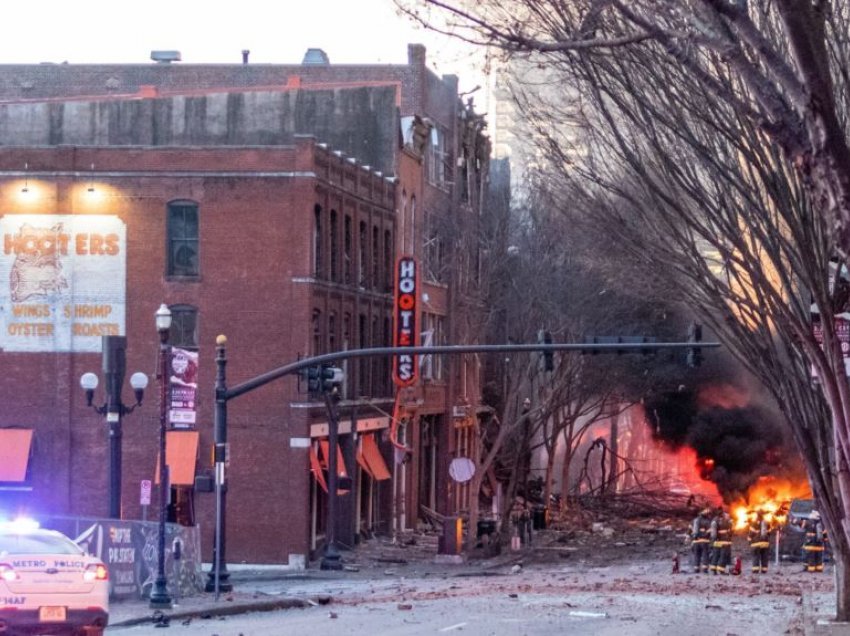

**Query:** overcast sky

left=2, top=0, right=487, bottom=94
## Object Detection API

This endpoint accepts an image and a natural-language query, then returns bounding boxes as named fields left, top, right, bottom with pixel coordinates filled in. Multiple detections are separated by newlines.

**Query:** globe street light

left=149, top=303, right=173, bottom=610
left=80, top=335, right=149, bottom=519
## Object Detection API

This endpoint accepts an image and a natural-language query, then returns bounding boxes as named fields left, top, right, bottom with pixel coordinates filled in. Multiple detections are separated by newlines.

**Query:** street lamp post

left=205, top=335, right=232, bottom=595
left=149, top=303, right=173, bottom=610
left=80, top=335, right=148, bottom=519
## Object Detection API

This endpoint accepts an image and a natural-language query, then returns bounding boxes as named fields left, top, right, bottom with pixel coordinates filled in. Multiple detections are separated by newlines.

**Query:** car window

left=0, top=532, right=83, bottom=556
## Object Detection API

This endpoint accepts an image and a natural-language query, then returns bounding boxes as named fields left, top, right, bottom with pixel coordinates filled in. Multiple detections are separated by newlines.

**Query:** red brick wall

left=0, top=137, right=395, bottom=564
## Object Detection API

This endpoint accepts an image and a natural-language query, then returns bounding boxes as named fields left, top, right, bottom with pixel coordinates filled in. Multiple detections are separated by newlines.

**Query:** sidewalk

left=109, top=568, right=341, bottom=628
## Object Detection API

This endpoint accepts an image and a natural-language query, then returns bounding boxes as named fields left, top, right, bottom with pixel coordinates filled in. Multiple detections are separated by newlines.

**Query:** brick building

left=0, top=44, right=490, bottom=565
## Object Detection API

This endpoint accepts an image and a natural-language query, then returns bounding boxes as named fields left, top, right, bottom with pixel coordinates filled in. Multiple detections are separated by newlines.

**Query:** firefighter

left=710, top=507, right=733, bottom=574
left=691, top=507, right=712, bottom=573
left=748, top=509, right=771, bottom=574
left=801, top=510, right=827, bottom=573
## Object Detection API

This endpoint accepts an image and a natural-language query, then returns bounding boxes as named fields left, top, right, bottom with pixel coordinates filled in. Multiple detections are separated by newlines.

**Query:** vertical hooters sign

left=393, top=256, right=419, bottom=386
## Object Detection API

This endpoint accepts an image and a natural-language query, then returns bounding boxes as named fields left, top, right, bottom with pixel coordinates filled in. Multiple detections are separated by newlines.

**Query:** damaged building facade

left=0, top=44, right=491, bottom=565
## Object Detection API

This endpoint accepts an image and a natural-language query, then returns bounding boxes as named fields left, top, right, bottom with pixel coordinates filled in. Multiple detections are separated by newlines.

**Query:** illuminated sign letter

left=393, top=256, right=418, bottom=387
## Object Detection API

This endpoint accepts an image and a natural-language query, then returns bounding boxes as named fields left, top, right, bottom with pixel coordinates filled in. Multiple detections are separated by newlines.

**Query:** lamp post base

left=320, top=543, right=344, bottom=571
left=149, top=578, right=173, bottom=610
left=204, top=569, right=233, bottom=593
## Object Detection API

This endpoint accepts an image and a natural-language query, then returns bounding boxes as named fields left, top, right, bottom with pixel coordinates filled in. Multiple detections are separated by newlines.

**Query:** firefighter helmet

left=700, top=507, right=712, bottom=516
left=810, top=510, right=820, bottom=520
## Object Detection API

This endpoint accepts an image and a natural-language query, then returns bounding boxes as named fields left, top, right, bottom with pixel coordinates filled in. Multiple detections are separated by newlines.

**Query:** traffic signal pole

left=205, top=338, right=720, bottom=593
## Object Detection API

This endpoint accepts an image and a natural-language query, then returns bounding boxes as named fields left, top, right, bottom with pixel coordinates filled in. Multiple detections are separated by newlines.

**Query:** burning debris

left=645, top=383, right=806, bottom=506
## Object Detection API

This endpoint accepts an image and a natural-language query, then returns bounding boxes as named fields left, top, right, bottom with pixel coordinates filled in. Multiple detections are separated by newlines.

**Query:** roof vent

left=150, top=50, right=182, bottom=64
left=302, top=48, right=330, bottom=65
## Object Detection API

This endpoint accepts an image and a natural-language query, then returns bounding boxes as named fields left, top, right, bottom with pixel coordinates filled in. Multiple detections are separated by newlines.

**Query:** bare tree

left=397, top=0, right=850, bottom=618
left=512, top=38, right=850, bottom=616
left=398, top=1, right=850, bottom=260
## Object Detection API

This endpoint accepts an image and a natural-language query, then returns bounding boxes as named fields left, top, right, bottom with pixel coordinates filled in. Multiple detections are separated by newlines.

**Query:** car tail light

left=83, top=564, right=108, bottom=582
left=0, top=564, right=17, bottom=582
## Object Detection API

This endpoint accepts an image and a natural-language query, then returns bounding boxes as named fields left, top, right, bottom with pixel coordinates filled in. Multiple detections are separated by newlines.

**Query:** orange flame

left=730, top=476, right=812, bottom=530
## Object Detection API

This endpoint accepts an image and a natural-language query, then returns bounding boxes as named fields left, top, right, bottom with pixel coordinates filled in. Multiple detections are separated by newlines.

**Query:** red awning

left=155, top=431, right=199, bottom=486
left=356, top=438, right=374, bottom=479
left=319, top=440, right=348, bottom=477
left=0, top=429, right=33, bottom=482
left=361, top=433, right=391, bottom=481
left=309, top=445, right=328, bottom=493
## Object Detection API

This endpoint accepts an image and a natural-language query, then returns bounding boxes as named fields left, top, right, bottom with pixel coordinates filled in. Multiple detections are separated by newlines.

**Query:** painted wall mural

left=0, top=215, right=126, bottom=352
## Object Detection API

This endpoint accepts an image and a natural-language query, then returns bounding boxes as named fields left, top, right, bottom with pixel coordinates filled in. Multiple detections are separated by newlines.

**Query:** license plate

left=39, top=606, right=67, bottom=622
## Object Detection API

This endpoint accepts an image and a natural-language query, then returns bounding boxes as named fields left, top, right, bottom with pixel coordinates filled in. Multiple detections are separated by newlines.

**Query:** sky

left=2, top=0, right=489, bottom=96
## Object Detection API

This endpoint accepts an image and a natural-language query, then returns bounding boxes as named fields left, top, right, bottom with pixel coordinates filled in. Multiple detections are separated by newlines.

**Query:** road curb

left=110, top=597, right=313, bottom=628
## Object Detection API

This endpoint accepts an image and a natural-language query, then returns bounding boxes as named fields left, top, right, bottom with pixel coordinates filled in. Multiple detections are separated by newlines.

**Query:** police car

left=0, top=519, right=108, bottom=635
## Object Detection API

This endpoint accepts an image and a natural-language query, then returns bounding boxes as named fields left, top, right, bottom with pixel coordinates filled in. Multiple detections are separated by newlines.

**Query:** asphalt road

left=107, top=562, right=811, bottom=636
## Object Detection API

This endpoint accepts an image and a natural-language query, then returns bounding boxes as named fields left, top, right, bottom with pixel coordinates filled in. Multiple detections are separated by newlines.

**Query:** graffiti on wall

left=45, top=517, right=202, bottom=600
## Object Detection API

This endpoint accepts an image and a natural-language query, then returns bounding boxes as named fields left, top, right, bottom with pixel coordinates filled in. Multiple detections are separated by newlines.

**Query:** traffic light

left=320, top=365, right=344, bottom=393
left=301, top=365, right=345, bottom=395
left=538, top=330, right=553, bottom=372
left=687, top=322, right=703, bottom=368
left=303, top=366, right=322, bottom=394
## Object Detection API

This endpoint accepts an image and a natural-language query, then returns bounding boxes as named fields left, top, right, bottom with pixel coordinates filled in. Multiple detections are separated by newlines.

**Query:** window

left=343, top=313, right=352, bottom=398
left=358, top=313, right=368, bottom=394
left=359, top=221, right=368, bottom=288
left=428, top=127, right=449, bottom=187
left=328, top=312, right=337, bottom=352
left=312, top=309, right=322, bottom=356
left=167, top=201, right=199, bottom=278
left=330, top=210, right=339, bottom=282
left=425, top=215, right=445, bottom=283
left=314, top=205, right=324, bottom=278
left=371, top=316, right=380, bottom=394
left=169, top=304, right=198, bottom=349
left=384, top=230, right=393, bottom=292
left=344, top=215, right=352, bottom=285
left=421, top=313, right=445, bottom=380
left=372, top=226, right=380, bottom=290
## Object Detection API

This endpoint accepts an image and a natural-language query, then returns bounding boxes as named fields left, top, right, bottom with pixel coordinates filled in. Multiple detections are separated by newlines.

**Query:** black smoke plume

left=645, top=388, right=797, bottom=501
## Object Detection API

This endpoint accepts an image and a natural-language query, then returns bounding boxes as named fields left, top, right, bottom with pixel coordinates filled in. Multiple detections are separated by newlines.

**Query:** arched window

left=330, top=210, right=339, bottom=282
left=167, top=201, right=199, bottom=278
left=384, top=229, right=393, bottom=292
left=372, top=225, right=380, bottom=289
left=314, top=205, right=324, bottom=278
left=344, top=215, right=352, bottom=285
left=359, top=221, right=368, bottom=288
left=169, top=304, right=198, bottom=349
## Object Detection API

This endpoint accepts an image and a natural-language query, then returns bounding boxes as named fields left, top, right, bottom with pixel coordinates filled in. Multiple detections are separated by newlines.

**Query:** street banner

left=170, top=347, right=198, bottom=428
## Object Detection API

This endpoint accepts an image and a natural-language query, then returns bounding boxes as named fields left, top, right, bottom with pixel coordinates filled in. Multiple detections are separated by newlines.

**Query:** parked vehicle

left=778, top=499, right=822, bottom=561
left=0, top=519, right=109, bottom=635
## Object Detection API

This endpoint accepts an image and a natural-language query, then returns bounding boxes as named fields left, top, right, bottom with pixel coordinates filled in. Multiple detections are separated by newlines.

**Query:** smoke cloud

left=645, top=384, right=801, bottom=501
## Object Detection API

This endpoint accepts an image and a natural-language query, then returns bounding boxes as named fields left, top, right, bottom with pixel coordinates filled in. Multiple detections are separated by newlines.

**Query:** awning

left=309, top=445, right=328, bottom=493
left=318, top=440, right=349, bottom=495
left=356, top=440, right=374, bottom=479
left=360, top=433, right=391, bottom=481
left=319, top=440, right=348, bottom=478
left=0, top=429, right=33, bottom=482
left=155, top=430, right=199, bottom=486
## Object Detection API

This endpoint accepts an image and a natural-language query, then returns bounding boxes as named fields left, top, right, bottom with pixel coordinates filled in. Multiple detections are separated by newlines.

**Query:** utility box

left=438, top=516, right=463, bottom=555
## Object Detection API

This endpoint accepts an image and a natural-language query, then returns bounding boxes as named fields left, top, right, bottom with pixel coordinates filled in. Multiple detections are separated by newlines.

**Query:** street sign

left=140, top=479, right=152, bottom=506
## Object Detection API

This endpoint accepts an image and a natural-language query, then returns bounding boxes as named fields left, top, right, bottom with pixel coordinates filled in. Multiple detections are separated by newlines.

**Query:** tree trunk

left=835, top=549, right=850, bottom=621
left=607, top=411, right=619, bottom=494
left=543, top=443, right=556, bottom=511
